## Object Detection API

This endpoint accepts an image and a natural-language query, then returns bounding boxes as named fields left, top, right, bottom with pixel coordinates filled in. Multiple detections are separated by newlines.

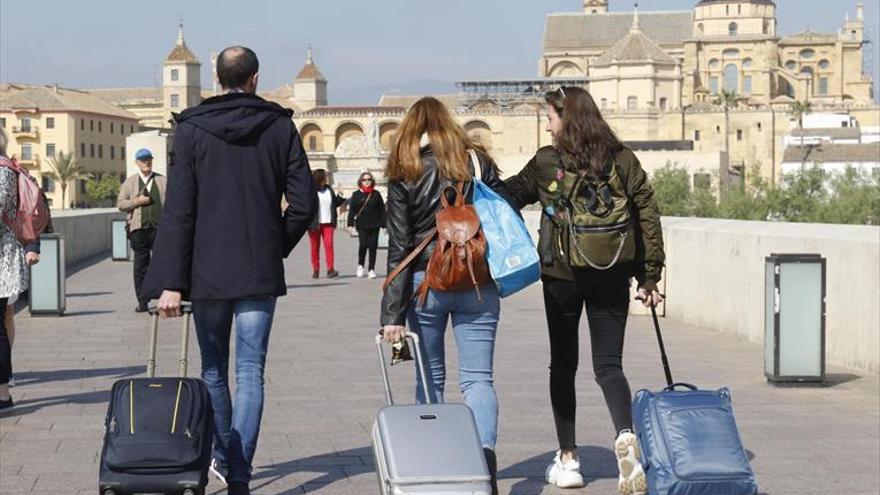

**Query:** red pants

left=308, top=224, right=335, bottom=271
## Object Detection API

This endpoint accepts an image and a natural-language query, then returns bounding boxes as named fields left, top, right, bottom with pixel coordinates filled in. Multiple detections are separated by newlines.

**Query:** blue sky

left=1, top=0, right=877, bottom=103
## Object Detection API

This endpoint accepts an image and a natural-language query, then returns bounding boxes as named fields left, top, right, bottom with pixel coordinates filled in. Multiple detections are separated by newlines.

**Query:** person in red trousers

left=308, top=169, right=346, bottom=278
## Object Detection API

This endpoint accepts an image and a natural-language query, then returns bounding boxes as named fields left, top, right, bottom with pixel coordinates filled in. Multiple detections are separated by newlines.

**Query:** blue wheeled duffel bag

left=633, top=302, right=758, bottom=495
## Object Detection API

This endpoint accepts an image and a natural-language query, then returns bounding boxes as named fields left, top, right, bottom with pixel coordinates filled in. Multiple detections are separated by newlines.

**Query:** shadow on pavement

left=287, top=283, right=349, bottom=289
left=63, top=310, right=116, bottom=317
left=769, top=373, right=861, bottom=388
left=502, top=447, right=616, bottom=494
left=12, top=365, right=144, bottom=387
left=68, top=291, right=114, bottom=298
left=251, top=446, right=374, bottom=494
left=1, top=389, right=111, bottom=418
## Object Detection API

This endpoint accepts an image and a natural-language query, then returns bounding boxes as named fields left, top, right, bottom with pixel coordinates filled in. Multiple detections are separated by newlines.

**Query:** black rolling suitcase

left=99, top=302, right=213, bottom=495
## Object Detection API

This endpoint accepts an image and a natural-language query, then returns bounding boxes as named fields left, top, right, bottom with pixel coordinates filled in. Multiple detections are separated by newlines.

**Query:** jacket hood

left=174, top=93, right=293, bottom=143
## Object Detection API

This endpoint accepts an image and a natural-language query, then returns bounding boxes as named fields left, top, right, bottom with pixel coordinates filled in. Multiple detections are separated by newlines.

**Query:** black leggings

left=357, top=227, right=379, bottom=270
left=0, top=298, right=10, bottom=385
left=543, top=273, right=632, bottom=449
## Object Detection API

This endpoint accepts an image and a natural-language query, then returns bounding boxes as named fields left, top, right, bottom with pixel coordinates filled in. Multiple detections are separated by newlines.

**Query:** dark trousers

left=129, top=227, right=156, bottom=306
left=542, top=271, right=633, bottom=450
left=0, top=298, right=9, bottom=385
left=357, top=227, right=380, bottom=270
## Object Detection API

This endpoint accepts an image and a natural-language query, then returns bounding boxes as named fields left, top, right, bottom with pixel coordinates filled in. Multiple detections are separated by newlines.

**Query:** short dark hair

left=217, top=46, right=259, bottom=89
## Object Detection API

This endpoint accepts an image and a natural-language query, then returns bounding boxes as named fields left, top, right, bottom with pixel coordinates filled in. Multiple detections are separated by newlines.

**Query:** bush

left=648, top=164, right=879, bottom=226
left=85, top=175, right=121, bottom=205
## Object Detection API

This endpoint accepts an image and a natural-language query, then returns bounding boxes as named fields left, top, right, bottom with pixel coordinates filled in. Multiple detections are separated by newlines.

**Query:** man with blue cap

left=117, top=148, right=167, bottom=312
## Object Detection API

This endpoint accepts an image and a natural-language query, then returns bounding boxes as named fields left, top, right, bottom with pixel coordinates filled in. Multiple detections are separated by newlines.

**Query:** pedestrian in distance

left=505, top=86, right=666, bottom=495
left=380, top=97, right=510, bottom=495
left=347, top=171, right=385, bottom=279
left=117, top=148, right=167, bottom=313
left=142, top=45, right=316, bottom=495
left=308, top=168, right=345, bottom=278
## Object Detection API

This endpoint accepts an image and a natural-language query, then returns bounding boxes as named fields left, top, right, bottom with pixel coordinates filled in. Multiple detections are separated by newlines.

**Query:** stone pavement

left=1, top=235, right=878, bottom=495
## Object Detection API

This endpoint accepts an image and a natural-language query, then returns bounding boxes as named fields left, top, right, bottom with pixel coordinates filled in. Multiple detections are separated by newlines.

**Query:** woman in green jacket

left=506, top=86, right=665, bottom=494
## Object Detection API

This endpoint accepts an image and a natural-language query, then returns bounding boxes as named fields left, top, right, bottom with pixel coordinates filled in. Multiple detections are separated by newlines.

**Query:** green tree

left=651, top=163, right=691, bottom=216
left=85, top=175, right=121, bottom=205
left=818, top=167, right=880, bottom=225
left=46, top=151, right=91, bottom=209
left=716, top=165, right=771, bottom=221
left=769, top=166, right=827, bottom=222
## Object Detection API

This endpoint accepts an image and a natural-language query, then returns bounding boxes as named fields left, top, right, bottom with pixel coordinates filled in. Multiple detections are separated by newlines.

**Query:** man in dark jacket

left=142, top=46, right=316, bottom=495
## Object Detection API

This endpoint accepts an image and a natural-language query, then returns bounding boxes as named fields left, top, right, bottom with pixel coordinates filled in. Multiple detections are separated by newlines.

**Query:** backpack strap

left=382, top=228, right=437, bottom=292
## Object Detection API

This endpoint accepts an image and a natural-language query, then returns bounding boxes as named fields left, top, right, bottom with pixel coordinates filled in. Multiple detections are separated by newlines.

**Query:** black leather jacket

left=380, top=147, right=508, bottom=326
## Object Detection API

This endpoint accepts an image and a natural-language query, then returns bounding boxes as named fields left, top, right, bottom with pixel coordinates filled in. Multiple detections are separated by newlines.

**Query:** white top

left=317, top=188, right=333, bottom=224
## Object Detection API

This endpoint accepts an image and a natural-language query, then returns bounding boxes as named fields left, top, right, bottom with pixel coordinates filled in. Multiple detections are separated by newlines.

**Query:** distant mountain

left=332, top=79, right=458, bottom=105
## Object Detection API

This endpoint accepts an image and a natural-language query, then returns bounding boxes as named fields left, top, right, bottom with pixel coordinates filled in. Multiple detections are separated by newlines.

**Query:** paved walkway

left=1, top=236, right=878, bottom=494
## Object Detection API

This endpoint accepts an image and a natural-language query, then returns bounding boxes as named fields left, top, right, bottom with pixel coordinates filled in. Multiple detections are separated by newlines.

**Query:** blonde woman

left=380, top=97, right=508, bottom=494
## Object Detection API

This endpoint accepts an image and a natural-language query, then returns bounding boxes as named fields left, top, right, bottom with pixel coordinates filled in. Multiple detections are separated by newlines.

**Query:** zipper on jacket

left=571, top=220, right=629, bottom=234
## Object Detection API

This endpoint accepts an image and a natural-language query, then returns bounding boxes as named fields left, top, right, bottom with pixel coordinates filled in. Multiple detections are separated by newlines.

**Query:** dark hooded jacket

left=141, top=93, right=317, bottom=300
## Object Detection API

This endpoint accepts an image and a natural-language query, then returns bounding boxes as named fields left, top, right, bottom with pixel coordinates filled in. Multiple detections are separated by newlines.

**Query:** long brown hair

left=386, top=97, right=474, bottom=183
left=546, top=86, right=623, bottom=176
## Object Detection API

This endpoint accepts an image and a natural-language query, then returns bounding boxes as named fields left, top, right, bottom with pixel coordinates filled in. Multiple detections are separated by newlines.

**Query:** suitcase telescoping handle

left=635, top=295, right=674, bottom=388
left=146, top=301, right=193, bottom=379
left=375, top=331, right=431, bottom=406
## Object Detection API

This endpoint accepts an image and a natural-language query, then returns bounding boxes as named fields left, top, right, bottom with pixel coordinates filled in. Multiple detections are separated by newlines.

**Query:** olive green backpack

left=558, top=159, right=636, bottom=270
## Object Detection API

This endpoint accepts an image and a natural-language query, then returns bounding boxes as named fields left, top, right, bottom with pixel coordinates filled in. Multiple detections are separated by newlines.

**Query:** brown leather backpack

left=384, top=182, right=491, bottom=304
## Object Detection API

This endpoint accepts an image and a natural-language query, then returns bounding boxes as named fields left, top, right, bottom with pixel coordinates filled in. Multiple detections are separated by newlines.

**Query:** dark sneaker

left=135, top=303, right=149, bottom=313
left=0, top=397, right=14, bottom=413
left=208, top=458, right=228, bottom=486
left=312, top=270, right=319, bottom=279
left=327, top=269, right=339, bottom=278
left=228, top=481, right=250, bottom=495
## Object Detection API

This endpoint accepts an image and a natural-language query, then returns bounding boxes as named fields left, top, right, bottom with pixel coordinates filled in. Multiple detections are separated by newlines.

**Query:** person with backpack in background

left=0, top=128, right=31, bottom=412
left=346, top=171, right=385, bottom=279
left=505, top=86, right=665, bottom=495
left=308, top=168, right=346, bottom=279
left=380, top=97, right=509, bottom=495
left=117, top=148, right=167, bottom=313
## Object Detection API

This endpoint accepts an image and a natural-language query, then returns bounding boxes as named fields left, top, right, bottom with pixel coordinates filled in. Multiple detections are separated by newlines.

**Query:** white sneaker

left=545, top=450, right=585, bottom=488
left=615, top=430, right=647, bottom=495
left=356, top=265, right=365, bottom=278
left=368, top=269, right=377, bottom=279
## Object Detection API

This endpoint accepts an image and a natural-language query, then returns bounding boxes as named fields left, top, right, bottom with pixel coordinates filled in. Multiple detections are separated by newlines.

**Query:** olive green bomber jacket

left=505, top=146, right=665, bottom=291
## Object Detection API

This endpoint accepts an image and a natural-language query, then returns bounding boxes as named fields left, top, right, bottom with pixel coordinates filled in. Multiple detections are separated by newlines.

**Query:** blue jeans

left=193, top=297, right=277, bottom=484
left=408, top=271, right=500, bottom=449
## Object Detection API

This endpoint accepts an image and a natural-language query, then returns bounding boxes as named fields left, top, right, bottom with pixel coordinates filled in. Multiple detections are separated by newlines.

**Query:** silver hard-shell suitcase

left=371, top=332, right=492, bottom=495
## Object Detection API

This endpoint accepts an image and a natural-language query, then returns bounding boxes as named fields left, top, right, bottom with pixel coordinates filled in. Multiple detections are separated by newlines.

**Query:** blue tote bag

left=469, top=150, right=541, bottom=298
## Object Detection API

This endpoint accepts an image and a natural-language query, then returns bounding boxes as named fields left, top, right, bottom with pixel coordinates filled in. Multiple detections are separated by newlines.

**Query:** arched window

left=818, top=59, right=830, bottom=70
left=697, top=23, right=704, bottom=36
left=722, top=48, right=740, bottom=58
left=785, top=60, right=797, bottom=71
left=659, top=97, right=668, bottom=110
left=708, top=58, right=720, bottom=70
left=729, top=22, right=738, bottom=36
left=742, top=58, right=753, bottom=69
left=627, top=96, right=638, bottom=110
left=723, top=64, right=739, bottom=93
left=800, top=49, right=815, bottom=59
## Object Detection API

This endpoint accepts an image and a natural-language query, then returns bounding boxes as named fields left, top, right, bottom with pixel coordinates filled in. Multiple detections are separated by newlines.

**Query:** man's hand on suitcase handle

left=157, top=290, right=184, bottom=318
left=635, top=289, right=665, bottom=308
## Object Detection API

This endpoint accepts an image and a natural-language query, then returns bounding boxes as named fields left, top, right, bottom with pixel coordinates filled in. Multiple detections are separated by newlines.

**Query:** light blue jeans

left=192, top=297, right=277, bottom=484
left=408, top=271, right=500, bottom=449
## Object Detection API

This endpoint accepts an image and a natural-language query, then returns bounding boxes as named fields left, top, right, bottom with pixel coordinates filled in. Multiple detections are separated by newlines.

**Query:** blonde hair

left=386, top=97, right=478, bottom=183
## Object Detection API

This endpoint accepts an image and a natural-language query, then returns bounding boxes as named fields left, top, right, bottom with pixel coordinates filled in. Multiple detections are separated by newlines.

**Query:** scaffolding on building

left=456, top=78, right=589, bottom=110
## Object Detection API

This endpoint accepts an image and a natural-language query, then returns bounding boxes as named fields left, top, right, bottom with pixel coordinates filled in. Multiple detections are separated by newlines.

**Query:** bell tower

left=584, top=0, right=608, bottom=14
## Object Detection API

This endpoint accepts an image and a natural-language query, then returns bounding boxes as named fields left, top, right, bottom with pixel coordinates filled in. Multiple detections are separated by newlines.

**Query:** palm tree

left=789, top=100, right=813, bottom=146
left=46, top=151, right=90, bottom=209
left=714, top=89, right=738, bottom=156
